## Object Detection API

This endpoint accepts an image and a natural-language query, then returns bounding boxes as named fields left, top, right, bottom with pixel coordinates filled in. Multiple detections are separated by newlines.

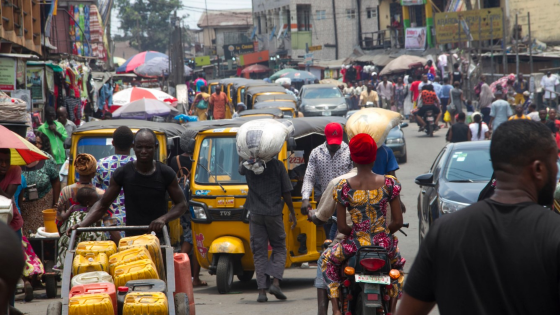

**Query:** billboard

left=435, top=8, right=503, bottom=44
left=405, top=27, right=427, bottom=50
left=223, top=42, right=256, bottom=59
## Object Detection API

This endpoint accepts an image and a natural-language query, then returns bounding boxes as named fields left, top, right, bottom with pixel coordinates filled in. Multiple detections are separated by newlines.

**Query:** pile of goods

left=236, top=119, right=294, bottom=174
left=345, top=108, right=402, bottom=144
left=68, top=235, right=168, bottom=315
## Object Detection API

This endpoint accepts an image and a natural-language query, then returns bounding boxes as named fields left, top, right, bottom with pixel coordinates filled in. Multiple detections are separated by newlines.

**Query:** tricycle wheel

left=237, top=270, right=254, bottom=282
left=44, top=261, right=58, bottom=298
left=174, top=292, right=190, bottom=315
left=216, top=255, right=234, bottom=294
left=46, top=301, right=62, bottom=315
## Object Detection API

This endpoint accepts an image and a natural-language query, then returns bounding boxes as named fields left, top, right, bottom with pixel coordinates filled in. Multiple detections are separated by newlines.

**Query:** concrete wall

left=253, top=0, right=290, bottom=12
left=503, top=0, right=560, bottom=44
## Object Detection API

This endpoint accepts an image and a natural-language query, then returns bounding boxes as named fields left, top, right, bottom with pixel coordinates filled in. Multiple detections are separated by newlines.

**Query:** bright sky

left=111, top=0, right=253, bottom=35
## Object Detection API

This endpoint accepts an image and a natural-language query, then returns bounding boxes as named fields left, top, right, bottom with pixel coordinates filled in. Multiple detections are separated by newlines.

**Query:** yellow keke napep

left=238, top=108, right=284, bottom=119
left=68, top=120, right=187, bottom=244
left=186, top=117, right=347, bottom=294
left=253, top=101, right=300, bottom=118
left=244, top=85, right=288, bottom=109
left=235, top=80, right=276, bottom=104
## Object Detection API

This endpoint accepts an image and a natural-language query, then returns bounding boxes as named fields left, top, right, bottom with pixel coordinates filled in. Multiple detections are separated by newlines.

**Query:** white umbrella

left=112, top=87, right=175, bottom=106
left=112, top=98, right=178, bottom=120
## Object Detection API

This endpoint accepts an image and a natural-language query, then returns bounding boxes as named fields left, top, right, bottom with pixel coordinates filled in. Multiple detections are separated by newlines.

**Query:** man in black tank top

left=447, top=112, right=471, bottom=143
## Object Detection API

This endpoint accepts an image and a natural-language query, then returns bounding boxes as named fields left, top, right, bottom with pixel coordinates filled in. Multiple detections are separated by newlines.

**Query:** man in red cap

left=301, top=123, right=352, bottom=234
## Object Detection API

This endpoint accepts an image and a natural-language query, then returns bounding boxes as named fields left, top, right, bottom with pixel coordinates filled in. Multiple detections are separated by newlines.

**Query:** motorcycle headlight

left=386, top=138, right=403, bottom=144
left=192, top=205, right=207, bottom=220
left=439, top=198, right=469, bottom=214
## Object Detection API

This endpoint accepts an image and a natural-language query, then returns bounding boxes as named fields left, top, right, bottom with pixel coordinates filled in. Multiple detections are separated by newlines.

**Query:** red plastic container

left=173, top=253, right=195, bottom=315
left=70, top=282, right=117, bottom=315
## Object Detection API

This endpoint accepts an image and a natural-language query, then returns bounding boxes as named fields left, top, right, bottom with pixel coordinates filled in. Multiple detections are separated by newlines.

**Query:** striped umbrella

left=0, top=125, right=48, bottom=165
left=116, top=51, right=168, bottom=73
left=112, top=87, right=174, bottom=106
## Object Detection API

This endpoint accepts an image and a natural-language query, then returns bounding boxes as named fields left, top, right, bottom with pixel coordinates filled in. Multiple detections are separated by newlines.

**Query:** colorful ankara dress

left=320, top=176, right=406, bottom=299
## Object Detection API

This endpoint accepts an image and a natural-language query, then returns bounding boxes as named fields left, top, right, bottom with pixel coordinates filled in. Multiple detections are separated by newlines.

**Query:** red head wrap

left=349, top=133, right=378, bottom=164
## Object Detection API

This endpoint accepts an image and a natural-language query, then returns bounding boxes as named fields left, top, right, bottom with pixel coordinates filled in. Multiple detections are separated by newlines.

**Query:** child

left=55, top=187, right=106, bottom=270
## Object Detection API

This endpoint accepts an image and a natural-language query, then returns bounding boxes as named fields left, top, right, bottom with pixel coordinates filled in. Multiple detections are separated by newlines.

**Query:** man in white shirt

left=541, top=71, right=559, bottom=108
left=489, top=91, right=513, bottom=131
left=359, top=85, right=379, bottom=107
left=377, top=76, right=394, bottom=109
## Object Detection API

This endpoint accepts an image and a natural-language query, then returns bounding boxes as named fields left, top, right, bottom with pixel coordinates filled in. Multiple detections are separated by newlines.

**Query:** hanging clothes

left=65, top=96, right=81, bottom=122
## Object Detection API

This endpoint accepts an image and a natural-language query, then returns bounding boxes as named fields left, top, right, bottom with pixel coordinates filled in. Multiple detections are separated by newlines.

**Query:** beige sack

left=346, top=108, right=402, bottom=145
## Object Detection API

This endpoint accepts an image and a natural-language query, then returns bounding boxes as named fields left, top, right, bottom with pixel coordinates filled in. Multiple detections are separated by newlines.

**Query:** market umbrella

left=269, top=68, right=297, bottom=81
left=241, top=64, right=271, bottom=74
left=279, top=70, right=316, bottom=82
left=112, top=87, right=174, bottom=106
left=112, top=98, right=179, bottom=120
left=379, top=55, right=427, bottom=76
left=134, top=56, right=192, bottom=78
left=116, top=51, right=168, bottom=73
left=0, top=125, right=48, bottom=165
left=113, top=57, right=126, bottom=66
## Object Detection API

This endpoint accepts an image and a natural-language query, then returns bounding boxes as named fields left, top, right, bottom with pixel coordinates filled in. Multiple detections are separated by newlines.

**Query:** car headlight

left=386, top=138, right=403, bottom=144
left=192, top=206, right=207, bottom=220
left=303, top=104, right=315, bottom=110
left=336, top=103, right=347, bottom=109
left=439, top=198, right=469, bottom=214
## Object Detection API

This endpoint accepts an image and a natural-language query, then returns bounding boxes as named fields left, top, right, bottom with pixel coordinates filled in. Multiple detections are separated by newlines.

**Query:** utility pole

left=528, top=12, right=533, bottom=90
left=331, top=0, right=338, bottom=59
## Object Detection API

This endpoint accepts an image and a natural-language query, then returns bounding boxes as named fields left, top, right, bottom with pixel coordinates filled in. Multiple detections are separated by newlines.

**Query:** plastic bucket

left=42, top=209, right=57, bottom=233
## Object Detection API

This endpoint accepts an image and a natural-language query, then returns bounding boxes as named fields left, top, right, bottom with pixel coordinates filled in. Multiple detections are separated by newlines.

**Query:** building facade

left=252, top=0, right=380, bottom=61
left=197, top=10, right=253, bottom=57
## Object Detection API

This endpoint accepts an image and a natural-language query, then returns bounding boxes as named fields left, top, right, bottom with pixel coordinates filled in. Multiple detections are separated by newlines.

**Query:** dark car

left=415, top=141, right=493, bottom=243
left=298, top=84, right=348, bottom=117
left=346, top=110, right=408, bottom=163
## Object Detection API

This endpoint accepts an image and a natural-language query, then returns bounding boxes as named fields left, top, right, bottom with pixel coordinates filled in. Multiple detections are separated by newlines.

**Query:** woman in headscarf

left=20, top=131, right=61, bottom=237
left=320, top=133, right=405, bottom=315
left=478, top=75, right=495, bottom=124
left=54, top=154, right=107, bottom=269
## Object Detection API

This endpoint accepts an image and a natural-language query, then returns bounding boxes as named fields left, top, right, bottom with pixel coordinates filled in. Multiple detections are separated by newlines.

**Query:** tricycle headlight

left=192, top=206, right=207, bottom=220
left=439, top=198, right=469, bottom=214
left=386, top=138, right=403, bottom=144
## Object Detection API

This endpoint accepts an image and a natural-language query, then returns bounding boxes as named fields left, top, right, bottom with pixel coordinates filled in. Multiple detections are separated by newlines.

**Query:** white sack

left=346, top=108, right=402, bottom=145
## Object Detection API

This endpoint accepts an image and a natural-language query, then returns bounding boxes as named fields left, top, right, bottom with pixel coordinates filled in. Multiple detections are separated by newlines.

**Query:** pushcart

left=28, top=236, right=60, bottom=299
left=46, top=226, right=189, bottom=315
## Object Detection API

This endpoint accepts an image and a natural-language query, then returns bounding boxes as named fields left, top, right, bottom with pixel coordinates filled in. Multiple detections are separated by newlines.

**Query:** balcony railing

left=361, top=27, right=404, bottom=50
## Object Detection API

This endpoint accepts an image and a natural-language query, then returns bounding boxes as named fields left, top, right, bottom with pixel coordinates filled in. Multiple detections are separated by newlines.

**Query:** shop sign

left=308, top=45, right=322, bottom=52
left=405, top=27, right=427, bottom=50
left=195, top=56, right=211, bottom=66
left=304, top=53, right=313, bottom=66
left=238, top=50, right=270, bottom=66
left=26, top=67, right=45, bottom=103
left=434, top=8, right=503, bottom=44
left=223, top=42, right=255, bottom=59
left=0, top=58, right=16, bottom=90
left=401, top=0, right=425, bottom=5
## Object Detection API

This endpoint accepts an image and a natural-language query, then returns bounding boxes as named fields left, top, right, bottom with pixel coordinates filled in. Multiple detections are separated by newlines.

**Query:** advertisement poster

left=405, top=27, right=427, bottom=50
left=12, top=90, right=31, bottom=111
left=26, top=67, right=45, bottom=103
left=16, top=58, right=25, bottom=86
left=223, top=42, right=255, bottom=59
left=0, top=58, right=16, bottom=90
left=434, top=8, right=503, bottom=44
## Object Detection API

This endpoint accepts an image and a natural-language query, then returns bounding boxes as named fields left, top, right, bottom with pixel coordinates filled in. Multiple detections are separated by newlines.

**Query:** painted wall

left=503, top=0, right=560, bottom=43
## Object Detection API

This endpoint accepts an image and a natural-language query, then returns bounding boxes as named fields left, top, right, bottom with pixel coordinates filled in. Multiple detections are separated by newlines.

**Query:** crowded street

left=15, top=130, right=445, bottom=315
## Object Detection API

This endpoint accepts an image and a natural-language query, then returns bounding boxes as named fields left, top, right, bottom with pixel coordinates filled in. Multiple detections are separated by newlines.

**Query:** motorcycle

left=340, top=223, right=409, bottom=315
left=423, top=110, right=437, bottom=137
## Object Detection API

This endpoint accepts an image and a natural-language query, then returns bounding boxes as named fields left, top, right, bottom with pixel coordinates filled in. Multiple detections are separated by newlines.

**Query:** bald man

left=57, top=107, right=77, bottom=147
left=0, top=221, right=25, bottom=314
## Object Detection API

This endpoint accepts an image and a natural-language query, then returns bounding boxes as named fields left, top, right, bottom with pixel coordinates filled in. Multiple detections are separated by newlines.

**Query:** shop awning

left=0, top=53, right=39, bottom=59
left=355, top=54, right=393, bottom=66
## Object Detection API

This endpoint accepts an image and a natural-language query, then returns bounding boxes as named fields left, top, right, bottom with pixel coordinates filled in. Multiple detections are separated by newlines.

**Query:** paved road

left=16, top=125, right=447, bottom=315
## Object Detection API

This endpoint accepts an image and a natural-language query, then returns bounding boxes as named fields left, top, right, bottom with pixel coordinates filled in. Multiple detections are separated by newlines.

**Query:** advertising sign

left=0, top=58, right=16, bottom=90
left=401, top=0, right=425, bottom=5
left=223, top=42, right=255, bottom=59
left=435, top=8, right=503, bottom=44
left=304, top=53, right=313, bottom=66
left=405, top=27, right=427, bottom=50
left=238, top=50, right=269, bottom=66
left=195, top=56, right=211, bottom=66
left=26, top=67, right=45, bottom=103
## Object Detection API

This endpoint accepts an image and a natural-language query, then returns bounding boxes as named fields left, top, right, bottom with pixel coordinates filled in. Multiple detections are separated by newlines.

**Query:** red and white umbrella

left=112, top=87, right=175, bottom=106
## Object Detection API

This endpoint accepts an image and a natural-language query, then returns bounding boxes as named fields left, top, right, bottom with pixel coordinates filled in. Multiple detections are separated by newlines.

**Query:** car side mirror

left=400, top=122, right=409, bottom=128
left=287, top=137, right=297, bottom=152
left=415, top=173, right=435, bottom=187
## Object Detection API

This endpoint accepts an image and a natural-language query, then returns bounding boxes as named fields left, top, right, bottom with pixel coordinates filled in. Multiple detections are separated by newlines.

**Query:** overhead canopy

left=254, top=101, right=297, bottom=110
left=355, top=54, right=393, bottom=66
left=379, top=55, right=427, bottom=76
left=183, top=116, right=346, bottom=139
left=246, top=86, right=286, bottom=95
left=76, top=120, right=187, bottom=138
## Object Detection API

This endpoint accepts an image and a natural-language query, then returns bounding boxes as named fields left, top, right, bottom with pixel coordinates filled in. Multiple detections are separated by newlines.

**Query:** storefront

left=401, top=0, right=434, bottom=48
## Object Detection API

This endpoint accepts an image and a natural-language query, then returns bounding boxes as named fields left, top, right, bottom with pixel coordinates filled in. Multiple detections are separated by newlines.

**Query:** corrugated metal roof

left=197, top=10, right=252, bottom=28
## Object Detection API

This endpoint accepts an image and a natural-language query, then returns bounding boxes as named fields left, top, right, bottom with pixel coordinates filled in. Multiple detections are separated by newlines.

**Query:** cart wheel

left=46, top=301, right=62, bottom=315
left=237, top=270, right=254, bottom=282
left=43, top=261, right=58, bottom=299
left=216, top=255, right=233, bottom=294
left=174, top=292, right=190, bottom=315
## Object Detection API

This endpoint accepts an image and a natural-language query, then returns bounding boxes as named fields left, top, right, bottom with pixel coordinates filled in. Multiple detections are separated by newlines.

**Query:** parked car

left=346, top=110, right=408, bottom=163
left=298, top=84, right=348, bottom=117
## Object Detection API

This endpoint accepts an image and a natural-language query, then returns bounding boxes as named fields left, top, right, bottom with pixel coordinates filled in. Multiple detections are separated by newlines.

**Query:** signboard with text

left=435, top=8, right=503, bottom=44
left=304, top=53, right=313, bottom=66
left=401, top=0, right=425, bottom=5
left=223, top=42, right=256, bottom=59
left=238, top=50, right=270, bottom=66
left=195, top=56, right=211, bottom=66
left=0, top=58, right=16, bottom=90
left=26, top=67, right=45, bottom=102
left=405, top=27, right=427, bottom=50
left=308, top=45, right=322, bottom=52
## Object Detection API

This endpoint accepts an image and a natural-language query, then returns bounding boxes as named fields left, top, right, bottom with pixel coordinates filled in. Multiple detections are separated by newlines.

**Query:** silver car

left=298, top=85, right=349, bottom=117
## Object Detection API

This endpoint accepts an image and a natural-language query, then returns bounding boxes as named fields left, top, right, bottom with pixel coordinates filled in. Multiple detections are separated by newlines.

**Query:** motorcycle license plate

left=322, top=111, right=332, bottom=116
left=427, top=116, right=434, bottom=122
left=355, top=275, right=390, bottom=285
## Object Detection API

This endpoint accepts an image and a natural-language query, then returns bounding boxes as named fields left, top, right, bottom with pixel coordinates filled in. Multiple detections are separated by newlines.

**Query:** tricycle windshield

left=195, top=136, right=247, bottom=185
left=77, top=137, right=133, bottom=160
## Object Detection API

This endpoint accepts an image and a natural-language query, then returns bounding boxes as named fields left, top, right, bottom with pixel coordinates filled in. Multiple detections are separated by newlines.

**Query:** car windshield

left=302, top=87, right=342, bottom=99
left=77, top=137, right=142, bottom=161
left=195, top=136, right=246, bottom=185
left=444, top=148, right=493, bottom=182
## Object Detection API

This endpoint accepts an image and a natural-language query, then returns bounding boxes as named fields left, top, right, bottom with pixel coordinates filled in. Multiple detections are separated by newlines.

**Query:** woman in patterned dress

left=320, top=133, right=405, bottom=315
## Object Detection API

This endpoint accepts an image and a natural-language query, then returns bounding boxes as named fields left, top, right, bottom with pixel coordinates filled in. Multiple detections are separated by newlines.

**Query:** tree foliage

left=116, top=0, right=183, bottom=52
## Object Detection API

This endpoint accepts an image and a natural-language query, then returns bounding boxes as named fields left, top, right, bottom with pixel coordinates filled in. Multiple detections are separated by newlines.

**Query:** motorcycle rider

left=414, top=84, right=442, bottom=131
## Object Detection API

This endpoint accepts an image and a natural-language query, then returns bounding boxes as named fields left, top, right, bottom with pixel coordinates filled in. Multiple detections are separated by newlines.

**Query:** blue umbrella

left=134, top=57, right=192, bottom=78
left=116, top=51, right=168, bottom=73
left=279, top=70, right=316, bottom=82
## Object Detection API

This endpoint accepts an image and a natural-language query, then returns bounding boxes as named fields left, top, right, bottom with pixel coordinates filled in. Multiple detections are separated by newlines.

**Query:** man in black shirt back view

left=397, top=120, right=560, bottom=315
left=447, top=112, right=471, bottom=143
